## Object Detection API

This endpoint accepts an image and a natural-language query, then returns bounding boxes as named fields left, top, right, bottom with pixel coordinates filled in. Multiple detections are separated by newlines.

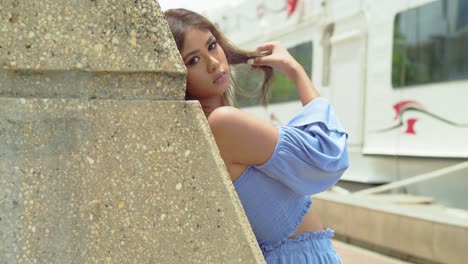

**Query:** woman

left=164, top=8, right=348, bottom=264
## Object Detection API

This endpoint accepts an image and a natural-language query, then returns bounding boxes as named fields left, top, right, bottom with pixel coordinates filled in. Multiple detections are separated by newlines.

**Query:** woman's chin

left=220, top=83, right=230, bottom=95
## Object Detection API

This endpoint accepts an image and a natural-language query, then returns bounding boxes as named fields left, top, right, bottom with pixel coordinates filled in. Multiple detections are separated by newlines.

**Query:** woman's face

left=181, top=27, right=230, bottom=100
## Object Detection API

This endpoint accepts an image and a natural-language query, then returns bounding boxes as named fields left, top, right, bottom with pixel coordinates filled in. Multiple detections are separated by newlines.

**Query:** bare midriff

left=288, top=204, right=323, bottom=239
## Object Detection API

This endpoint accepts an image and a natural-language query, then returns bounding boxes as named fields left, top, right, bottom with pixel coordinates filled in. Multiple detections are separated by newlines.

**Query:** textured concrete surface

left=0, top=1, right=265, bottom=263
left=0, top=70, right=184, bottom=100
left=0, top=0, right=186, bottom=100
left=0, top=100, right=263, bottom=263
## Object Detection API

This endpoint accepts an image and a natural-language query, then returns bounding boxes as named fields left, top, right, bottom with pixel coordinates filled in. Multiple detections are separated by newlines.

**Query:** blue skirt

left=262, top=229, right=342, bottom=264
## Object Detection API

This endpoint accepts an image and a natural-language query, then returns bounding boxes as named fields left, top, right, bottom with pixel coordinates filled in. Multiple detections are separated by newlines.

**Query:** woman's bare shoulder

left=207, top=106, right=279, bottom=166
left=207, top=106, right=245, bottom=127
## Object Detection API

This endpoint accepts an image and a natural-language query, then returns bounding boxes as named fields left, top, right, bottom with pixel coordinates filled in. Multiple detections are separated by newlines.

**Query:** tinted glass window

left=392, top=0, right=468, bottom=87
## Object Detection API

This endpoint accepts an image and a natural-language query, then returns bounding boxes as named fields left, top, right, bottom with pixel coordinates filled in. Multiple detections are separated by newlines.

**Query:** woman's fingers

left=255, top=44, right=272, bottom=52
left=255, top=41, right=279, bottom=52
left=248, top=41, right=297, bottom=77
left=247, top=56, right=270, bottom=66
left=247, top=43, right=275, bottom=66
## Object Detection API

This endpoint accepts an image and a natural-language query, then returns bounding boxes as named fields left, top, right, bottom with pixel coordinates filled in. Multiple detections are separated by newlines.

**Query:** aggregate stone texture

left=0, top=0, right=186, bottom=100
left=0, top=70, right=184, bottom=101
left=0, top=99, right=264, bottom=263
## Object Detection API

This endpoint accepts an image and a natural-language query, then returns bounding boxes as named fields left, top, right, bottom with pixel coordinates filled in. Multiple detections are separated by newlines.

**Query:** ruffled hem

left=293, top=228, right=335, bottom=241
left=260, top=228, right=335, bottom=253
left=260, top=196, right=312, bottom=252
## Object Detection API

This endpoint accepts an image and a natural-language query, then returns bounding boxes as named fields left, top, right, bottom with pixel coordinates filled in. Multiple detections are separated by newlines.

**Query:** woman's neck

left=197, top=96, right=225, bottom=118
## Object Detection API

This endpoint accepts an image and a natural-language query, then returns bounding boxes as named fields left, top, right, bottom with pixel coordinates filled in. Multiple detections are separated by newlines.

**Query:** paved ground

left=332, top=239, right=414, bottom=264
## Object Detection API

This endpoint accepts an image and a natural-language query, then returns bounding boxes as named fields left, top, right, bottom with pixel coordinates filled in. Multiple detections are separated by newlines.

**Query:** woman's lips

left=213, top=72, right=226, bottom=84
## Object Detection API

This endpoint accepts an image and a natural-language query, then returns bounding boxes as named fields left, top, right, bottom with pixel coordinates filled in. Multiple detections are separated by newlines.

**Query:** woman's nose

left=207, top=56, right=220, bottom=73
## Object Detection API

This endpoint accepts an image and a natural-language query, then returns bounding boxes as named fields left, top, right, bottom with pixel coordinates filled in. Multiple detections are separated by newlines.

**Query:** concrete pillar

left=0, top=1, right=264, bottom=263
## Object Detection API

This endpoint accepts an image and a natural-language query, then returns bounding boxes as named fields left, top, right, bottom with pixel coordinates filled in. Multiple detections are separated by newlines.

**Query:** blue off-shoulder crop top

left=233, top=97, right=349, bottom=252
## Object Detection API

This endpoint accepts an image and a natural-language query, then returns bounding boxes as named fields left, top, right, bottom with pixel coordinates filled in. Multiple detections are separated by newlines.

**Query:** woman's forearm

left=249, top=42, right=321, bottom=105
left=289, top=61, right=320, bottom=106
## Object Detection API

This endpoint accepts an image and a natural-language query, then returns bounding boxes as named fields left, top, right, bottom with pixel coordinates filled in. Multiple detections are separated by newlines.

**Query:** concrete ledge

left=313, top=192, right=468, bottom=264
left=0, top=99, right=265, bottom=263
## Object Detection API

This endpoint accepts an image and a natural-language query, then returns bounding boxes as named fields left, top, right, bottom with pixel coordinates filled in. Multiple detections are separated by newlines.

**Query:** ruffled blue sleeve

left=254, top=97, right=349, bottom=195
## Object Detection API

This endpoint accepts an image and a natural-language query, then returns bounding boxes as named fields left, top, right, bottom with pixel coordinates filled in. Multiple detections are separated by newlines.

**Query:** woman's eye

left=188, top=57, right=199, bottom=65
left=208, top=42, right=217, bottom=51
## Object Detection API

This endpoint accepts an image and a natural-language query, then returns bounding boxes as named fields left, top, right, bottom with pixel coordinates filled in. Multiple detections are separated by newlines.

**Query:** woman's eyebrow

left=182, top=35, right=215, bottom=60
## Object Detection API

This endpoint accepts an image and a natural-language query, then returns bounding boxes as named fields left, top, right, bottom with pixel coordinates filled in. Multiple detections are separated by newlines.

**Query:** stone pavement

left=332, top=239, right=414, bottom=264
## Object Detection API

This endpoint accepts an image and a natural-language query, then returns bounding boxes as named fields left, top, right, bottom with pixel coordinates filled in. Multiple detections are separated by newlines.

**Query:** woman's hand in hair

left=248, top=42, right=302, bottom=81
left=248, top=41, right=319, bottom=106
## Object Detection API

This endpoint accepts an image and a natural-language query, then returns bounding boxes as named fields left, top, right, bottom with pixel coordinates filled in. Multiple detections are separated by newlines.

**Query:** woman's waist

left=288, top=204, right=323, bottom=239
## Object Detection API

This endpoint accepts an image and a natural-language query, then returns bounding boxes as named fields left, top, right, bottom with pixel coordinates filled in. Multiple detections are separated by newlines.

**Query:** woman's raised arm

left=208, top=98, right=349, bottom=195
left=248, top=42, right=320, bottom=106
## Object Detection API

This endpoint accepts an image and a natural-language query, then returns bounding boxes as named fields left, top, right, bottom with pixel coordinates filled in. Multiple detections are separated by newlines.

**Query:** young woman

left=164, top=8, right=349, bottom=264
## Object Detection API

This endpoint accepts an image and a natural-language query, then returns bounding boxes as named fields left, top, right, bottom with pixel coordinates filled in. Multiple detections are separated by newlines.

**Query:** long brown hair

left=164, top=8, right=274, bottom=106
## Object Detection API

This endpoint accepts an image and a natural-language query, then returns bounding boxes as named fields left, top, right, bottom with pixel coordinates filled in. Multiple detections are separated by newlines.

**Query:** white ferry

left=207, top=0, right=468, bottom=210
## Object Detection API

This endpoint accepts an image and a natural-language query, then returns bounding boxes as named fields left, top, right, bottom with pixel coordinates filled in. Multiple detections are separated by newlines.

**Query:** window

left=235, top=41, right=313, bottom=107
left=392, top=0, right=468, bottom=88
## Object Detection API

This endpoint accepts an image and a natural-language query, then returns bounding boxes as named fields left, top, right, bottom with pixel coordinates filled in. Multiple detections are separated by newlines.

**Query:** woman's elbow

left=322, top=145, right=349, bottom=173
